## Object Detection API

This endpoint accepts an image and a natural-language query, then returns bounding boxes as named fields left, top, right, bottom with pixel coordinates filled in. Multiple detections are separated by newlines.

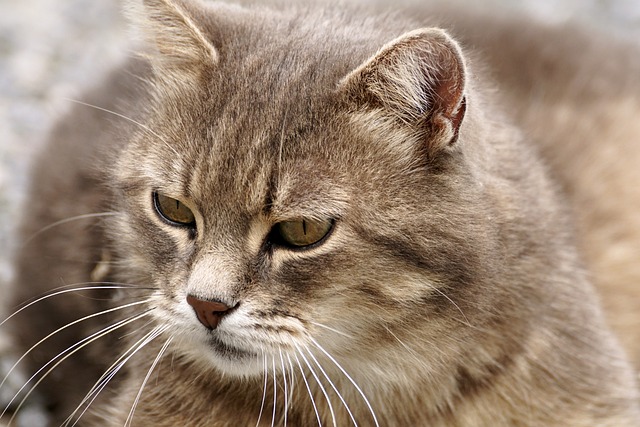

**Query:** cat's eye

left=272, top=218, right=334, bottom=249
left=153, top=192, right=196, bottom=227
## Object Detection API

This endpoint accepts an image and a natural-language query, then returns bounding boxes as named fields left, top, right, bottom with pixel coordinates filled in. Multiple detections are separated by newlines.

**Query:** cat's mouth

left=187, top=329, right=267, bottom=376
left=205, top=334, right=256, bottom=361
left=172, top=321, right=266, bottom=376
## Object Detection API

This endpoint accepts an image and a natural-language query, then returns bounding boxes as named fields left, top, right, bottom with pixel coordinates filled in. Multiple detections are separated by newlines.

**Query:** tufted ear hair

left=341, top=28, right=467, bottom=157
left=129, top=0, right=219, bottom=83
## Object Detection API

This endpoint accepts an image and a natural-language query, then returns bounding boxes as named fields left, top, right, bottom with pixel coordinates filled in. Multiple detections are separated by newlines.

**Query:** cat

left=3, top=0, right=640, bottom=425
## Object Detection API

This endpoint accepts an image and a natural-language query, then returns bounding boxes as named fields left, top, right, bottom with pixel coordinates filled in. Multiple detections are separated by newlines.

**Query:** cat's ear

left=341, top=28, right=467, bottom=157
left=130, top=0, right=218, bottom=82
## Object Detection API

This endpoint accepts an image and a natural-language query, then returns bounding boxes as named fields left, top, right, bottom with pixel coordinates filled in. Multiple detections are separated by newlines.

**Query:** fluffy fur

left=5, top=0, right=640, bottom=425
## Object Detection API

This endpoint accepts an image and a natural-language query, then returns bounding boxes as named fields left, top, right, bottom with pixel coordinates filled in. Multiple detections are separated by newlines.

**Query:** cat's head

left=111, top=0, right=505, bottom=381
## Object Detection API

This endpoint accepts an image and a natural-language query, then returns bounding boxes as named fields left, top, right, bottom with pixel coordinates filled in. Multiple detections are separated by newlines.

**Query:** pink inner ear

left=341, top=28, right=468, bottom=154
left=429, top=36, right=466, bottom=103
left=447, top=96, right=467, bottom=146
left=428, top=51, right=466, bottom=146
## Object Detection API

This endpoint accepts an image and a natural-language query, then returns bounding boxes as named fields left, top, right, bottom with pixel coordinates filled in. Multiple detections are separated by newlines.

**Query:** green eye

left=153, top=192, right=196, bottom=227
left=272, top=218, right=334, bottom=248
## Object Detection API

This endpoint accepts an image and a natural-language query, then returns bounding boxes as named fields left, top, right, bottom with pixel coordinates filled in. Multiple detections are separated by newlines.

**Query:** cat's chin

left=177, top=333, right=265, bottom=377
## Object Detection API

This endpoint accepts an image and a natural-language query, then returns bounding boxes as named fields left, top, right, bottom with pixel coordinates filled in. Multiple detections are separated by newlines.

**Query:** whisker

left=66, top=365, right=122, bottom=426
left=65, top=99, right=180, bottom=156
left=0, top=282, right=155, bottom=328
left=256, top=352, right=268, bottom=427
left=271, top=356, right=277, bottom=427
left=277, top=109, right=288, bottom=188
left=304, top=346, right=358, bottom=427
left=308, top=322, right=354, bottom=340
left=309, top=338, right=380, bottom=427
left=124, top=330, right=173, bottom=427
left=422, top=282, right=471, bottom=326
left=279, top=350, right=289, bottom=427
left=4, top=310, right=152, bottom=423
left=295, top=344, right=336, bottom=427
left=286, top=354, right=296, bottom=404
left=0, top=298, right=153, bottom=393
left=22, top=212, right=120, bottom=246
left=117, top=318, right=157, bottom=340
left=382, top=325, right=442, bottom=366
left=293, top=351, right=322, bottom=427
left=64, top=320, right=164, bottom=426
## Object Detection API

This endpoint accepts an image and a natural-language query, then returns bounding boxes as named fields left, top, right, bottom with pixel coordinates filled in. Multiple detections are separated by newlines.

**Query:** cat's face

left=110, top=0, right=483, bottom=380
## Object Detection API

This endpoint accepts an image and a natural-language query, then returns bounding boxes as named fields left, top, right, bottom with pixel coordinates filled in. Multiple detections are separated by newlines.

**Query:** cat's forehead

left=190, top=101, right=348, bottom=220
left=149, top=71, right=360, bottom=211
left=122, top=6, right=426, bottom=223
left=134, top=76, right=350, bottom=225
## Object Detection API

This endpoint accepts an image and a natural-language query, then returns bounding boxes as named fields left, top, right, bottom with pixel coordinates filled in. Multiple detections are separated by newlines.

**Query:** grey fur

left=6, top=0, right=640, bottom=425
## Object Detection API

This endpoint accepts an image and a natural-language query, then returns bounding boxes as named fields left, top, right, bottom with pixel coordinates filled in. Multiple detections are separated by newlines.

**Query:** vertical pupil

left=272, top=218, right=333, bottom=248
left=154, top=193, right=195, bottom=226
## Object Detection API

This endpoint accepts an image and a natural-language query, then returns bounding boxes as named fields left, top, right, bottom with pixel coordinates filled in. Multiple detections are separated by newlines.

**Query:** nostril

left=186, top=295, right=234, bottom=330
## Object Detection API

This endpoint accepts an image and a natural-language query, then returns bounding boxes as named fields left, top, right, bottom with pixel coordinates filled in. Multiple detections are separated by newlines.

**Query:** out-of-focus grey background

left=0, top=0, right=638, bottom=423
left=0, top=0, right=128, bottom=293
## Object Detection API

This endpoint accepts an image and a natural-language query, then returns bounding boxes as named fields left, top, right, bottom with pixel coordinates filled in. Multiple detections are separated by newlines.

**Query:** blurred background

left=0, top=0, right=638, bottom=424
left=0, top=0, right=127, bottom=293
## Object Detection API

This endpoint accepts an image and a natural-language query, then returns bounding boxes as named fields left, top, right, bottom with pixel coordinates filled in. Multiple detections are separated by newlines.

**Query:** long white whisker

left=67, top=367, right=124, bottom=427
left=124, top=330, right=173, bottom=427
left=65, top=320, right=163, bottom=426
left=293, top=351, right=322, bottom=427
left=65, top=99, right=179, bottom=156
left=256, top=352, right=268, bottom=427
left=286, top=354, right=296, bottom=404
left=308, top=322, right=354, bottom=340
left=271, top=356, right=277, bottom=427
left=309, top=338, right=380, bottom=427
left=0, top=283, right=154, bottom=328
left=116, top=318, right=156, bottom=340
left=296, top=344, right=336, bottom=427
left=22, top=212, right=120, bottom=246
left=0, top=298, right=153, bottom=393
left=279, top=350, right=289, bottom=427
left=304, top=346, right=358, bottom=426
left=4, top=310, right=152, bottom=423
left=66, top=364, right=123, bottom=426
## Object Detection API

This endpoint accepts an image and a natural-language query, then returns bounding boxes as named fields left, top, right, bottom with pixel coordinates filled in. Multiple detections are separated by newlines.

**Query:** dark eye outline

left=152, top=191, right=197, bottom=229
left=268, top=218, right=335, bottom=251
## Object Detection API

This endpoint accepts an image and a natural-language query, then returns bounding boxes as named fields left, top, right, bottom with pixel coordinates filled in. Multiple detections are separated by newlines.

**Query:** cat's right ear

left=128, top=0, right=218, bottom=83
left=340, top=29, right=467, bottom=158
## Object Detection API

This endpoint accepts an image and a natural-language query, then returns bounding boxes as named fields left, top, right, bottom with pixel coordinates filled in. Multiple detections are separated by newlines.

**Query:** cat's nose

left=186, top=295, right=234, bottom=330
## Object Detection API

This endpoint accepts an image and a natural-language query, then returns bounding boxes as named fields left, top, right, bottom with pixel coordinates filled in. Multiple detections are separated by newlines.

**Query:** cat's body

left=6, top=0, right=640, bottom=425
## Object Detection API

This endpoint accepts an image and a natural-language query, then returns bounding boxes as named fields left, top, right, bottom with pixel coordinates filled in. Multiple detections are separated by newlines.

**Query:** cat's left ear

left=340, top=28, right=467, bottom=157
left=130, top=0, right=218, bottom=83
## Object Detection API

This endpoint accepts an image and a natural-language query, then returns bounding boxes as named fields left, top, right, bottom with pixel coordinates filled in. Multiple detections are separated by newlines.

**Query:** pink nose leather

left=186, top=295, right=232, bottom=330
